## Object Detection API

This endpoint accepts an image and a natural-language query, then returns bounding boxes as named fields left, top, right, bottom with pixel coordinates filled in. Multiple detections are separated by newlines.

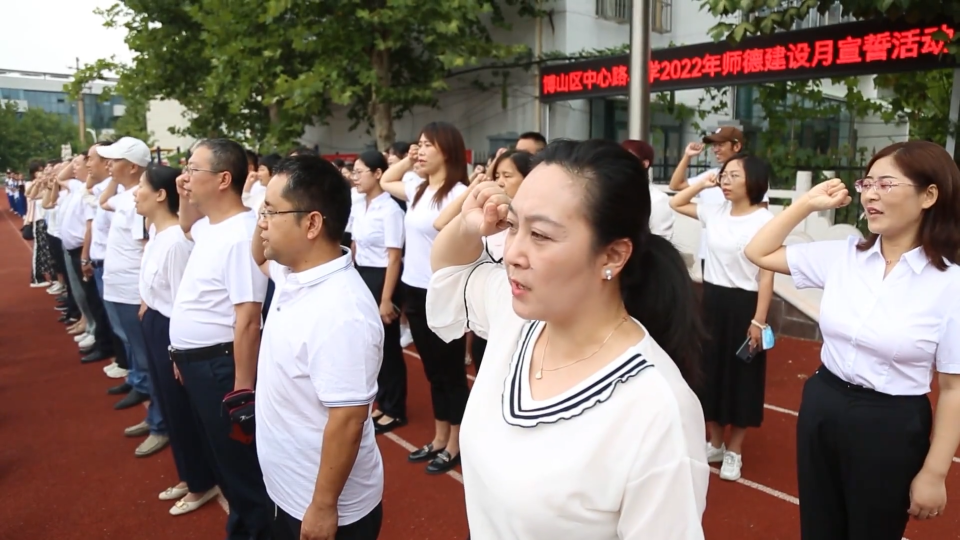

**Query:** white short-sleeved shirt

left=58, top=180, right=91, bottom=250
left=787, top=236, right=960, bottom=395
left=401, top=171, right=422, bottom=185
left=140, top=225, right=194, bottom=318
left=351, top=192, right=405, bottom=268
left=688, top=168, right=769, bottom=260
left=697, top=202, right=773, bottom=291
left=169, top=210, right=267, bottom=349
left=257, top=253, right=384, bottom=525
left=242, top=182, right=268, bottom=212
left=90, top=179, right=123, bottom=261
left=649, top=185, right=675, bottom=242
left=425, top=258, right=709, bottom=540
left=46, top=190, right=67, bottom=238
left=401, top=180, right=468, bottom=289
left=103, top=189, right=147, bottom=304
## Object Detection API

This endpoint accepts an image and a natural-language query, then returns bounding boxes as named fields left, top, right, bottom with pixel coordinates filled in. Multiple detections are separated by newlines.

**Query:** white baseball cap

left=97, top=136, right=151, bottom=167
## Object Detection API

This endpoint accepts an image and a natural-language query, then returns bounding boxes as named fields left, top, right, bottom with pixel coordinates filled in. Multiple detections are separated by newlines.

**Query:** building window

left=652, top=0, right=672, bottom=34
left=596, top=0, right=630, bottom=23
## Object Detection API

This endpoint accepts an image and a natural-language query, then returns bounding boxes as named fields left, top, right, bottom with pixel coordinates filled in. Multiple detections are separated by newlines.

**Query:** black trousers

left=176, top=353, right=273, bottom=540
left=797, top=366, right=932, bottom=540
left=470, top=335, right=487, bottom=374
left=404, top=285, right=468, bottom=425
left=141, top=309, right=217, bottom=494
left=273, top=502, right=382, bottom=540
left=358, top=266, right=406, bottom=419
left=67, top=247, right=112, bottom=352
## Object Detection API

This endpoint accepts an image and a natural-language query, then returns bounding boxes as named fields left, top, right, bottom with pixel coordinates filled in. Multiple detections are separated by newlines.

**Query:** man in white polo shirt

left=251, top=155, right=384, bottom=540
left=170, top=138, right=272, bottom=540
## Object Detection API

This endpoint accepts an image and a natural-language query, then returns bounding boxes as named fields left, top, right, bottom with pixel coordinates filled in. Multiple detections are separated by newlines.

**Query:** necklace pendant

left=535, top=369, right=542, bottom=380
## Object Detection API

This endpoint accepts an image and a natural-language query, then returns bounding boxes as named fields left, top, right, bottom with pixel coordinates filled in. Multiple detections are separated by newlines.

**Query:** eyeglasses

left=183, top=166, right=224, bottom=176
left=258, top=209, right=322, bottom=221
left=351, top=169, right=371, bottom=177
left=854, top=179, right=915, bottom=193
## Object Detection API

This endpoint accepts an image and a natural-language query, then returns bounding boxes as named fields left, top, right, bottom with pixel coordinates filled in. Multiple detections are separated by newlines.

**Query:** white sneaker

left=75, top=332, right=90, bottom=343
left=103, top=361, right=118, bottom=373
left=30, top=281, right=51, bottom=288
left=78, top=334, right=96, bottom=349
left=106, top=366, right=128, bottom=379
left=47, top=283, right=64, bottom=295
left=706, top=442, right=726, bottom=463
left=400, top=323, right=413, bottom=348
left=719, top=451, right=742, bottom=481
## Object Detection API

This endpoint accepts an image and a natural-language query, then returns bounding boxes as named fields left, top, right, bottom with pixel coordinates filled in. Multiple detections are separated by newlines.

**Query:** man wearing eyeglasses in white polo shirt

left=251, top=155, right=384, bottom=540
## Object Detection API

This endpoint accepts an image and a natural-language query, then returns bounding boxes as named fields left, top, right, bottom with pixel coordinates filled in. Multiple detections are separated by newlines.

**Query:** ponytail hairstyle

left=533, top=139, right=705, bottom=388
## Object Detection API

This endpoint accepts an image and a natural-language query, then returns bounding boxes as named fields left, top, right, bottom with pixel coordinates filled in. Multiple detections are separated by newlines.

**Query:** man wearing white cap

left=98, top=137, right=169, bottom=457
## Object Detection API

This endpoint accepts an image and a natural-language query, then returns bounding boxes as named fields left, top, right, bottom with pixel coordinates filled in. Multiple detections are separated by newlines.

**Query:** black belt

left=816, top=364, right=925, bottom=401
left=169, top=342, right=234, bottom=363
left=91, top=260, right=104, bottom=269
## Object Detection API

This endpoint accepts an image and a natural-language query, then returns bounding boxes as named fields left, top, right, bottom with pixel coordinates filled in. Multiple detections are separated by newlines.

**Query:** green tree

left=0, top=103, right=81, bottom=172
left=71, top=0, right=540, bottom=152
left=66, top=60, right=152, bottom=145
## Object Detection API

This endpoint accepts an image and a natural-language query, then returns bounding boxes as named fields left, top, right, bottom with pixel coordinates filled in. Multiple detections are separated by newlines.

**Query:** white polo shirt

left=103, top=188, right=147, bottom=305
left=170, top=210, right=267, bottom=349
left=140, top=225, right=193, bottom=318
left=351, top=192, right=404, bottom=268
left=256, top=251, right=384, bottom=525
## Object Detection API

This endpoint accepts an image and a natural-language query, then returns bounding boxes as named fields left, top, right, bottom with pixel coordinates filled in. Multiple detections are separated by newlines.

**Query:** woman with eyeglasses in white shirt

left=351, top=150, right=408, bottom=434
left=744, top=140, right=960, bottom=540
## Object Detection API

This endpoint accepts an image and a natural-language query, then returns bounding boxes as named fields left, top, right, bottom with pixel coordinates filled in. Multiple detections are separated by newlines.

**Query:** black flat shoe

left=425, top=450, right=461, bottom=475
left=408, top=443, right=444, bottom=463
left=107, top=382, right=132, bottom=395
left=114, top=390, right=149, bottom=410
left=374, top=417, right=407, bottom=435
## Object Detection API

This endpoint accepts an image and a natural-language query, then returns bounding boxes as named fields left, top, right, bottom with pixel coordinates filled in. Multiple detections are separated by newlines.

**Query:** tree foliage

left=699, top=0, right=958, bottom=149
left=70, top=0, right=541, bottom=152
left=0, top=103, right=81, bottom=172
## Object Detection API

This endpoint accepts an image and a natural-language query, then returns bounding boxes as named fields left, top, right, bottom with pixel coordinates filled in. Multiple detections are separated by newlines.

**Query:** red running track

left=0, top=205, right=957, bottom=540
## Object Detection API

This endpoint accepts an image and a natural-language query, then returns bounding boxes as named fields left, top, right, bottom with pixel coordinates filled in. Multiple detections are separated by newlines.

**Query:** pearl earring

left=604, top=268, right=613, bottom=281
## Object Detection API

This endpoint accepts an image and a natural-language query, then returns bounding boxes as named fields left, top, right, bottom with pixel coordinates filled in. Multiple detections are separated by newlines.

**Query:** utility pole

left=76, top=57, right=86, bottom=146
left=627, top=0, right=652, bottom=142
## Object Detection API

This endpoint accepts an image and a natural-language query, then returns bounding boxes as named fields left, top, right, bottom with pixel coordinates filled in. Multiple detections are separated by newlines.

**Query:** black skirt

left=697, top=281, right=766, bottom=428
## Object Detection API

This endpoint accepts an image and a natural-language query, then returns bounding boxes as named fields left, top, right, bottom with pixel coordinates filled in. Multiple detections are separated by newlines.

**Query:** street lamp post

left=628, top=0, right=652, bottom=142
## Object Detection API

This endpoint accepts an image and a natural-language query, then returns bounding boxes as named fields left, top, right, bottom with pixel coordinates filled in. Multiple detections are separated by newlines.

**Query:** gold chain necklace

left=535, top=315, right=629, bottom=380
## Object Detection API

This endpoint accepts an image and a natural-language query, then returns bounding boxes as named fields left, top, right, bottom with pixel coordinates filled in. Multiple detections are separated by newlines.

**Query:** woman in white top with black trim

left=745, top=141, right=960, bottom=540
left=380, top=121, right=471, bottom=475
left=426, top=139, right=709, bottom=539
left=350, top=150, right=408, bottom=434
left=135, top=165, right=220, bottom=516
left=669, top=154, right=774, bottom=482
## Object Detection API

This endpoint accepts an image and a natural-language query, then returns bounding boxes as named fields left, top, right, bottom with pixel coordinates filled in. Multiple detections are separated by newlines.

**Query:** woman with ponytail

left=425, top=139, right=709, bottom=539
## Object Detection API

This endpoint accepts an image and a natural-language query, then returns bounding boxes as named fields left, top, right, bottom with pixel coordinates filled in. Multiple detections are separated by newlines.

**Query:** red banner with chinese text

left=540, top=19, right=955, bottom=102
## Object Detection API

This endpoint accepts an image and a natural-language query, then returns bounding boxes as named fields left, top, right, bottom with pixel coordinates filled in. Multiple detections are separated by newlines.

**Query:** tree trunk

left=370, top=48, right=395, bottom=151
